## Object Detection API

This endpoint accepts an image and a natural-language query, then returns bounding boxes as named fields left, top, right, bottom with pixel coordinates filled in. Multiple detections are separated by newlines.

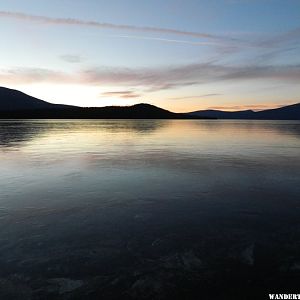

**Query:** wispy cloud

left=0, top=11, right=223, bottom=40
left=100, top=91, right=141, bottom=98
left=0, top=67, right=69, bottom=84
left=258, top=27, right=300, bottom=48
left=207, top=104, right=286, bottom=111
left=1, top=10, right=299, bottom=57
left=104, top=34, right=222, bottom=47
left=1, top=63, right=299, bottom=91
left=80, top=63, right=300, bottom=90
left=169, top=94, right=222, bottom=100
left=253, top=47, right=299, bottom=64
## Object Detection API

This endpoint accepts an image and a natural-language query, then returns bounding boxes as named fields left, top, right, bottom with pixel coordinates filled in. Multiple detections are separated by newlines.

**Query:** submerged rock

left=241, top=244, right=255, bottom=265
left=47, top=277, right=84, bottom=294
left=181, top=251, right=203, bottom=270
left=131, top=276, right=163, bottom=299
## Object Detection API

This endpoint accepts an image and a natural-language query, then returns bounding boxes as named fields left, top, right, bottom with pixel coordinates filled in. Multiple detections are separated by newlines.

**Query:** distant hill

left=2, top=86, right=298, bottom=120
left=188, top=109, right=255, bottom=119
left=0, top=86, right=70, bottom=111
left=189, top=103, right=300, bottom=120
left=0, top=87, right=203, bottom=119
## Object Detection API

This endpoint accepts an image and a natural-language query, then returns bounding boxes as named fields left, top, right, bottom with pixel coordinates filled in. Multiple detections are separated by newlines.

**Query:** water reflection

left=0, top=119, right=169, bottom=149
left=1, top=120, right=299, bottom=151
left=0, top=121, right=47, bottom=148
left=0, top=120, right=300, bottom=299
left=191, top=119, right=300, bottom=138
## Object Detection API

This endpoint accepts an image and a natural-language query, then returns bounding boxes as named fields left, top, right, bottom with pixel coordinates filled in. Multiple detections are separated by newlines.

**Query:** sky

left=0, top=0, right=299, bottom=112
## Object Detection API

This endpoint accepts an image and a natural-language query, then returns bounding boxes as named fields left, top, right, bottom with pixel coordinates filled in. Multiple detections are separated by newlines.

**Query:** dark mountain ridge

left=189, top=103, right=300, bottom=120
left=0, top=86, right=71, bottom=111
left=0, top=87, right=202, bottom=119
left=1, top=87, right=299, bottom=119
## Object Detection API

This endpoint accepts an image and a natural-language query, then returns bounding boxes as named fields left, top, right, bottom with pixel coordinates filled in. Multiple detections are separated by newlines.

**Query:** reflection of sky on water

left=0, top=120, right=300, bottom=298
left=0, top=120, right=299, bottom=208
left=1, top=119, right=300, bottom=153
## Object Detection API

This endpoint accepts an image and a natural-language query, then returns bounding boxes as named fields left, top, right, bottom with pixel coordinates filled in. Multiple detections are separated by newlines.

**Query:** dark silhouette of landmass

left=1, top=86, right=299, bottom=119
left=189, top=103, right=300, bottom=120
left=0, top=87, right=204, bottom=119
left=0, top=86, right=71, bottom=111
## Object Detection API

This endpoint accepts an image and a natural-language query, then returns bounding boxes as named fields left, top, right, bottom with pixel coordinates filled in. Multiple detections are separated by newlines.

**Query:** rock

left=241, top=244, right=255, bottom=265
left=181, top=251, right=202, bottom=270
left=131, top=276, right=163, bottom=299
left=47, top=278, right=83, bottom=294
left=162, top=250, right=202, bottom=271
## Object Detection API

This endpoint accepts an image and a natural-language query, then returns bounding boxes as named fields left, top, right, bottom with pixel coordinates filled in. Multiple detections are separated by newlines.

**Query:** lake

left=0, top=119, right=300, bottom=299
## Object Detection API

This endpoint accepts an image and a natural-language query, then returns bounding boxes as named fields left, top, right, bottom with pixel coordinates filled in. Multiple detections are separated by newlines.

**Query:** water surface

left=0, top=120, right=300, bottom=299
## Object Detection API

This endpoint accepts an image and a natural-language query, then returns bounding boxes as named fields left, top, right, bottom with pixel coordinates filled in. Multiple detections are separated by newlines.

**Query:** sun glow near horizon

left=11, top=84, right=143, bottom=108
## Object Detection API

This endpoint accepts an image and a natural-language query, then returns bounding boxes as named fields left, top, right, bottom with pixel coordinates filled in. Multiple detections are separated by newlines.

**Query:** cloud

left=60, top=54, right=82, bottom=63
left=258, top=27, right=300, bottom=48
left=104, top=34, right=222, bottom=47
left=0, top=67, right=70, bottom=84
left=80, top=63, right=300, bottom=90
left=207, top=104, right=286, bottom=111
left=100, top=91, right=141, bottom=98
left=1, top=10, right=299, bottom=58
left=0, top=10, right=223, bottom=40
left=253, top=46, right=299, bottom=64
left=1, top=63, right=299, bottom=91
left=169, top=94, right=222, bottom=100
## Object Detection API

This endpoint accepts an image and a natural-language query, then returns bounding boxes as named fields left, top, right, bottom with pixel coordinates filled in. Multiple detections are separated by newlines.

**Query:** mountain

left=0, top=86, right=70, bottom=111
left=2, top=86, right=298, bottom=120
left=254, top=103, right=300, bottom=120
left=0, top=87, right=203, bottom=119
left=189, top=103, right=300, bottom=120
left=188, top=109, right=255, bottom=119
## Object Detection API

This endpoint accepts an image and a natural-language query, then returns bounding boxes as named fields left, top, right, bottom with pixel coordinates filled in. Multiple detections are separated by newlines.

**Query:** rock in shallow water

left=47, top=278, right=84, bottom=294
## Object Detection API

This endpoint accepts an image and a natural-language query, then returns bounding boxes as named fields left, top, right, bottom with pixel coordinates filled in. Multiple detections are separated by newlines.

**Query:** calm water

left=0, top=120, right=300, bottom=299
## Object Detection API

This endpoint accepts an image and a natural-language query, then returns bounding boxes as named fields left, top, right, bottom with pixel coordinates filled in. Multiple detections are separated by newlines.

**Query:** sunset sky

left=0, top=0, right=299, bottom=112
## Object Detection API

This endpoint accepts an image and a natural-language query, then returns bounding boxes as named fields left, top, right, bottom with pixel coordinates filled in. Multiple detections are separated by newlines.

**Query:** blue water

left=0, top=120, right=300, bottom=299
